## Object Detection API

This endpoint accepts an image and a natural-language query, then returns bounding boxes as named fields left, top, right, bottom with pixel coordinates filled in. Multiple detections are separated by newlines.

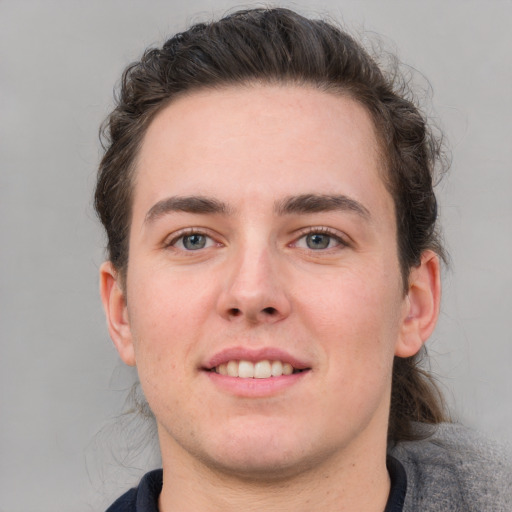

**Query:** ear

left=99, top=261, right=136, bottom=366
left=395, top=250, right=441, bottom=358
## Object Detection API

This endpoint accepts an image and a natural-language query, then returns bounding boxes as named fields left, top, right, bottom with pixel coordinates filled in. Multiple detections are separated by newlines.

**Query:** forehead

left=133, top=84, right=391, bottom=220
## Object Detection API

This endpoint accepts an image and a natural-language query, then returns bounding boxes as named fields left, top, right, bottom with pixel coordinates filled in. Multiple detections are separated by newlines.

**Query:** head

left=95, top=8, right=447, bottom=446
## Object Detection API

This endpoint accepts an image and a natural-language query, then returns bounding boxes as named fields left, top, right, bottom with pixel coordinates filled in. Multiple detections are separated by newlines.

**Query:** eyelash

left=293, top=227, right=348, bottom=251
left=164, top=227, right=348, bottom=252
left=165, top=228, right=219, bottom=251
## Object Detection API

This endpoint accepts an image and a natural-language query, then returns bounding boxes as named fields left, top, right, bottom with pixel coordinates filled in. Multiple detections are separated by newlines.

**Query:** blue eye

left=305, top=233, right=331, bottom=249
left=171, top=233, right=215, bottom=251
left=182, top=234, right=207, bottom=250
left=295, top=230, right=344, bottom=250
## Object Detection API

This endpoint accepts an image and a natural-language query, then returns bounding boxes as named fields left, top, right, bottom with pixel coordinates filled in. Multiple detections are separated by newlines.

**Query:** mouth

left=203, top=347, right=311, bottom=381
left=202, top=349, right=311, bottom=397
left=208, top=359, right=307, bottom=379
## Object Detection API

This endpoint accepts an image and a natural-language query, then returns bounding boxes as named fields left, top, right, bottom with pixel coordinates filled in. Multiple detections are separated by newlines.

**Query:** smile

left=212, top=360, right=304, bottom=378
left=203, top=349, right=311, bottom=396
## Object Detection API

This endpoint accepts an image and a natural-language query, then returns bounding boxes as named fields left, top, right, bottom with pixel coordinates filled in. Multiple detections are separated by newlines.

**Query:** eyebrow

left=144, top=193, right=371, bottom=225
left=144, top=196, right=231, bottom=224
left=274, top=194, right=371, bottom=220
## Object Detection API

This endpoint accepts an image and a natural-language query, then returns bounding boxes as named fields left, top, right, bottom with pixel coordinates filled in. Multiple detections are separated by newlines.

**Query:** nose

left=216, top=245, right=291, bottom=324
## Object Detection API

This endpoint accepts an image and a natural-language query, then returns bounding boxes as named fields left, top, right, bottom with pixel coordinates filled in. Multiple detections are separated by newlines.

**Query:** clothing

left=105, top=470, right=161, bottom=512
left=389, top=423, right=512, bottom=511
left=105, top=459, right=406, bottom=512
left=105, top=424, right=512, bottom=512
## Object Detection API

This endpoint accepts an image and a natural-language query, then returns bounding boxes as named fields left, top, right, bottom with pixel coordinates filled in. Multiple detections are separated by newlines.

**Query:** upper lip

left=203, top=347, right=310, bottom=371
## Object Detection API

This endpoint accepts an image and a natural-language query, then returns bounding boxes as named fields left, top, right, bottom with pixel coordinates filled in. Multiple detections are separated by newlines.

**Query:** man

left=95, top=8, right=511, bottom=511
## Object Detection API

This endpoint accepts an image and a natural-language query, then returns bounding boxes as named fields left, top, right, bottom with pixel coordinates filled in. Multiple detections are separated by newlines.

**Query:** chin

left=201, top=447, right=316, bottom=482
left=191, top=423, right=328, bottom=481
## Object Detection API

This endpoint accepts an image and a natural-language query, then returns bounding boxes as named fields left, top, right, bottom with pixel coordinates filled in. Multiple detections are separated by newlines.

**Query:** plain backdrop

left=1, top=1, right=511, bottom=511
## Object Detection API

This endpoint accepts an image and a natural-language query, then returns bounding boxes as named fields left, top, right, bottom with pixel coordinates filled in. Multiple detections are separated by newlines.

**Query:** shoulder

left=105, top=469, right=163, bottom=512
left=390, top=423, right=512, bottom=512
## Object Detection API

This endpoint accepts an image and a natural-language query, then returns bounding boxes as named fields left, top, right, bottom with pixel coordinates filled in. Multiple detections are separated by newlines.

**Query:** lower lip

left=204, top=370, right=309, bottom=397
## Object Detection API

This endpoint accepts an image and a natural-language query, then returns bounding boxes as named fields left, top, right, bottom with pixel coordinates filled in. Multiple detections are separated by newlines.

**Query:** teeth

left=271, top=360, right=283, bottom=376
left=238, top=360, right=254, bottom=378
left=227, top=360, right=238, bottom=377
left=254, top=360, right=271, bottom=378
left=282, top=362, right=293, bottom=375
left=214, top=360, right=298, bottom=378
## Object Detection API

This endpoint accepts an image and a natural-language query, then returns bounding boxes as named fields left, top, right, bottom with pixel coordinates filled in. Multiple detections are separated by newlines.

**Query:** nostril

left=225, top=306, right=281, bottom=321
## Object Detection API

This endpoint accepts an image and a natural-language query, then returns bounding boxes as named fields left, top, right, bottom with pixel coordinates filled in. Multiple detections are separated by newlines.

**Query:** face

left=101, top=84, right=436, bottom=480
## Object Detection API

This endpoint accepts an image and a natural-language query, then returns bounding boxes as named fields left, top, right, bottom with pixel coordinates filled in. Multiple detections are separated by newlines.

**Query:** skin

left=101, top=84, right=440, bottom=512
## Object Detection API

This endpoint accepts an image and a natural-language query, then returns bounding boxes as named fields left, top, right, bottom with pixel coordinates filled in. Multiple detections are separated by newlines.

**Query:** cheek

left=298, top=263, right=403, bottom=374
left=128, top=261, right=214, bottom=328
left=307, top=267, right=401, bottom=332
left=126, top=266, right=217, bottom=375
left=291, top=269, right=400, bottom=439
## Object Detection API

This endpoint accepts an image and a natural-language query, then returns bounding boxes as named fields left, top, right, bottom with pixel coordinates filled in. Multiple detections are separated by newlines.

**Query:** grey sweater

left=390, top=423, right=512, bottom=511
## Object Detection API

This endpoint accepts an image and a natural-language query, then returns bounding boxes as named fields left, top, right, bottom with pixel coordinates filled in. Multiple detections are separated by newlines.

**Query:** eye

left=294, top=229, right=345, bottom=250
left=170, top=232, right=216, bottom=251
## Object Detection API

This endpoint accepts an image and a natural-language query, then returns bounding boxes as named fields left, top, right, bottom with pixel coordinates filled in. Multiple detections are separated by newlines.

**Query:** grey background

left=1, top=1, right=511, bottom=510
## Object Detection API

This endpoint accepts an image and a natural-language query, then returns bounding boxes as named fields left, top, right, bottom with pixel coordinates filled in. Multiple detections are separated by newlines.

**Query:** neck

left=157, top=430, right=390, bottom=512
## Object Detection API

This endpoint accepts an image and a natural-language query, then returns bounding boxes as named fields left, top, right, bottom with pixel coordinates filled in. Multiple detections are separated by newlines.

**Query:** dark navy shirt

left=105, top=455, right=407, bottom=511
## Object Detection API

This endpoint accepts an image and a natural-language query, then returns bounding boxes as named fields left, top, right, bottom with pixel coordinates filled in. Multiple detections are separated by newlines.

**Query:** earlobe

left=99, top=261, right=136, bottom=366
left=395, top=250, right=441, bottom=358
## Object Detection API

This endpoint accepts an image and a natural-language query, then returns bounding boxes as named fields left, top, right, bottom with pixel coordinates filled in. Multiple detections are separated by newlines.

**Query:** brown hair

left=95, top=7, right=448, bottom=442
